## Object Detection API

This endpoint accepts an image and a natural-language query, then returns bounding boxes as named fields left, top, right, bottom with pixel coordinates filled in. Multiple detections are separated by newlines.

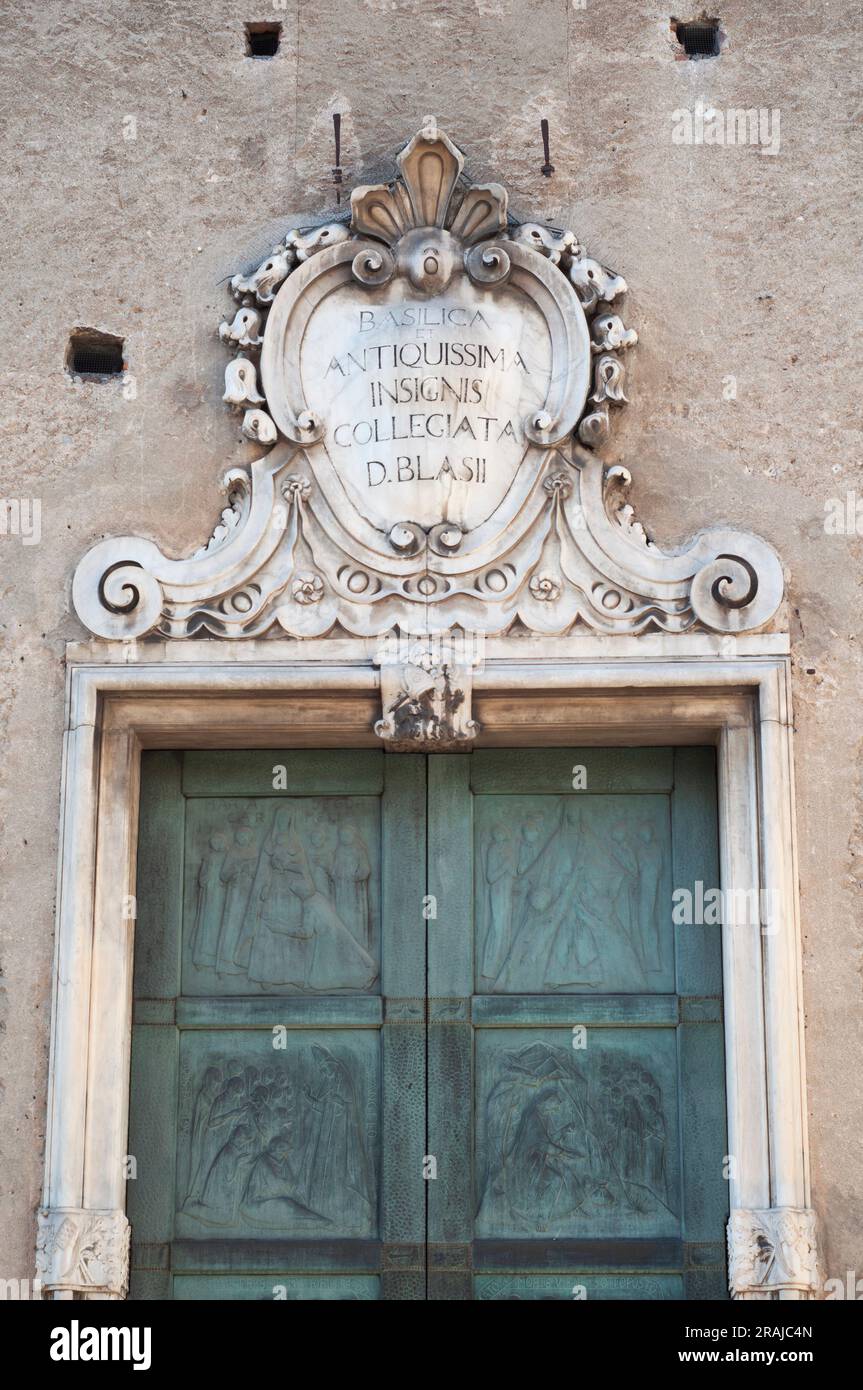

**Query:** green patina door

left=128, top=747, right=728, bottom=1300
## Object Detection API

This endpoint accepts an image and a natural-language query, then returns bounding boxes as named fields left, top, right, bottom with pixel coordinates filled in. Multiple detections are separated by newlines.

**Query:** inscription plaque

left=261, top=126, right=594, bottom=567
left=298, top=279, right=555, bottom=534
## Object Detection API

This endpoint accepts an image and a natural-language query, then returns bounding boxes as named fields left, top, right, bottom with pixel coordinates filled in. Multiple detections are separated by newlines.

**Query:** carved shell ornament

left=73, top=125, right=783, bottom=640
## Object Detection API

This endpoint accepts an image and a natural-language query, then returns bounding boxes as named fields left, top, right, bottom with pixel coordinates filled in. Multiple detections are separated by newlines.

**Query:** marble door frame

left=37, top=631, right=817, bottom=1300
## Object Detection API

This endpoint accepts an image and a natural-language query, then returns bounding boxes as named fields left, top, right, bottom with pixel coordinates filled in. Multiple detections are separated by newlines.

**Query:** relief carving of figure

left=479, top=825, right=518, bottom=983
left=477, top=1042, right=673, bottom=1235
left=333, top=823, right=372, bottom=951
left=487, top=805, right=602, bottom=992
left=192, top=801, right=379, bottom=993
left=609, top=822, right=664, bottom=975
left=184, top=1066, right=224, bottom=1204
left=305, top=885, right=377, bottom=992
left=300, top=1046, right=375, bottom=1226
left=478, top=1044, right=603, bottom=1232
left=306, top=815, right=337, bottom=897
left=599, top=1054, right=669, bottom=1207
left=242, top=1120, right=320, bottom=1225
left=184, top=1069, right=247, bottom=1208
left=245, top=808, right=377, bottom=991
left=180, top=1047, right=375, bottom=1235
left=194, top=1121, right=258, bottom=1224
left=480, top=802, right=666, bottom=992
left=379, top=658, right=474, bottom=747
left=190, top=832, right=229, bottom=968
left=215, top=827, right=260, bottom=976
left=247, top=809, right=317, bottom=987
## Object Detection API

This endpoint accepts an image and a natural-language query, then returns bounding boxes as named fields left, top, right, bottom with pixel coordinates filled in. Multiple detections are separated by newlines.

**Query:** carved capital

left=727, top=1207, right=818, bottom=1299
left=36, top=1208, right=130, bottom=1299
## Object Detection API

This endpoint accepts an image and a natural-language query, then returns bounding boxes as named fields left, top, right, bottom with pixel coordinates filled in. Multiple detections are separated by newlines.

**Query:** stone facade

left=0, top=1, right=860, bottom=1294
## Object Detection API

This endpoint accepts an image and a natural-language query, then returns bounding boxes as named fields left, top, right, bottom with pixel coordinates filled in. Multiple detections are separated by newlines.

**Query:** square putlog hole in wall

left=245, top=22, right=282, bottom=58
left=67, top=330, right=125, bottom=378
left=672, top=17, right=722, bottom=59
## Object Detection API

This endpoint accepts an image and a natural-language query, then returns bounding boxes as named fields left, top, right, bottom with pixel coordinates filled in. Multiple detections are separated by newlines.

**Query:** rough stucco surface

left=0, top=0, right=860, bottom=1291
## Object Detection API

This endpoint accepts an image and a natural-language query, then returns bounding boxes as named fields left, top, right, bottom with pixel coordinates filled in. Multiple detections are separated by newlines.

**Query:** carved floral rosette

left=72, top=126, right=784, bottom=643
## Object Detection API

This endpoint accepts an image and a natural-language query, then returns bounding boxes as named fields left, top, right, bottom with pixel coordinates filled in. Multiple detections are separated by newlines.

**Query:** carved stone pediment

left=72, top=124, right=784, bottom=655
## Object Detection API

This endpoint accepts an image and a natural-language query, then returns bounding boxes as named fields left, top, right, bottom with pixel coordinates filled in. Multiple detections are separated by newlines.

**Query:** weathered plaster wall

left=0, top=0, right=860, bottom=1290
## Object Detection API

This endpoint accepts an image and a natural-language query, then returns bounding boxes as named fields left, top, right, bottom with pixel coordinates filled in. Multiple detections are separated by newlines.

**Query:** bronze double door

left=127, top=747, right=729, bottom=1300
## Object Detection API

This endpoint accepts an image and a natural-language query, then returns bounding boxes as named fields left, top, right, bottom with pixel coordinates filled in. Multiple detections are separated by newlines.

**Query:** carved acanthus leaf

left=591, top=353, right=628, bottom=405
left=242, top=408, right=277, bottom=444
left=223, top=356, right=265, bottom=408
left=351, top=128, right=471, bottom=243
left=219, top=306, right=263, bottom=349
left=502, top=226, right=634, bottom=450
left=591, top=313, right=639, bottom=353
left=286, top=222, right=350, bottom=260
left=578, top=406, right=611, bottom=448
left=193, top=470, right=250, bottom=558
left=231, top=246, right=295, bottom=305
left=449, top=184, right=509, bottom=244
left=508, top=223, right=579, bottom=264
left=604, top=465, right=654, bottom=551
left=569, top=256, right=627, bottom=313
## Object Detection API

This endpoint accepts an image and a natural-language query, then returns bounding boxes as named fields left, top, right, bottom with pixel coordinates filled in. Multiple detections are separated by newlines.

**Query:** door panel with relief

left=427, top=747, right=729, bottom=1301
left=127, top=750, right=426, bottom=1300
